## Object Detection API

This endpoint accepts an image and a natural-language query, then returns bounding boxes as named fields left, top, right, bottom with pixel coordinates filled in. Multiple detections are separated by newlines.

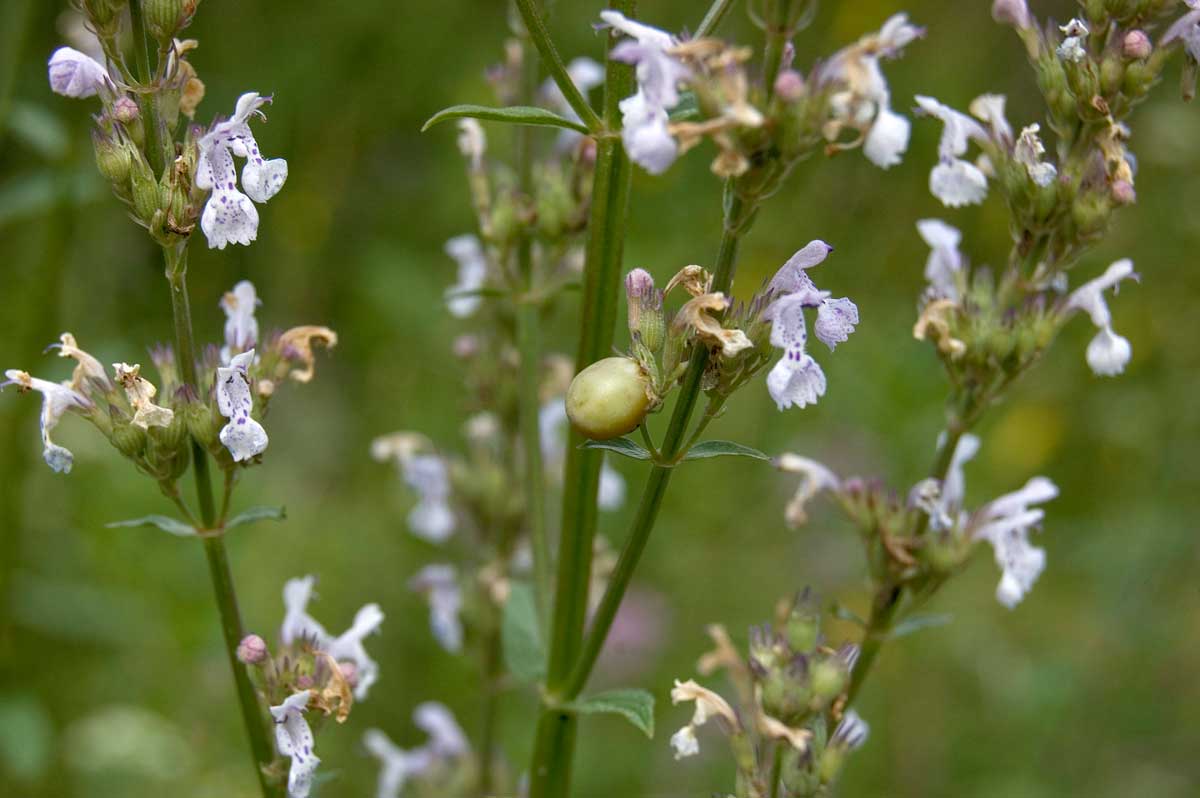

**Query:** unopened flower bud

left=237, top=634, right=268, bottom=665
left=110, top=96, right=140, bottom=125
left=784, top=594, right=820, bottom=654
left=110, top=417, right=148, bottom=458
left=565, top=356, right=651, bottom=440
left=625, top=269, right=665, bottom=352
left=92, top=130, right=131, bottom=185
left=991, top=0, right=1032, bottom=29
left=809, top=656, right=849, bottom=706
left=761, top=666, right=811, bottom=723
left=1123, top=30, right=1152, bottom=61
left=145, top=0, right=196, bottom=42
left=1111, top=179, right=1136, bottom=205
left=773, top=70, right=805, bottom=102
left=129, top=152, right=160, bottom=223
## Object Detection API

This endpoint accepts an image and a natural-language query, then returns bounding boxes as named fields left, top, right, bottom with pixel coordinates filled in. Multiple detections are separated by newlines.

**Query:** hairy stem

left=163, top=244, right=279, bottom=797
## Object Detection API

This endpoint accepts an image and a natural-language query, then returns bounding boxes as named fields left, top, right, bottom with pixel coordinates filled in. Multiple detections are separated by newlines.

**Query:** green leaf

left=830, top=602, right=866, bottom=627
left=668, top=91, right=701, bottom=123
left=889, top=613, right=953, bottom=640
left=106, top=515, right=196, bottom=537
left=564, top=688, right=655, bottom=738
left=225, top=506, right=287, bottom=530
left=422, top=104, right=590, bottom=135
left=683, top=440, right=770, bottom=461
left=502, top=582, right=545, bottom=683
left=580, top=437, right=652, bottom=460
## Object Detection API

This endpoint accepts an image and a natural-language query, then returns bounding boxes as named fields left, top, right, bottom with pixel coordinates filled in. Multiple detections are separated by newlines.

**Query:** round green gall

left=565, top=357, right=650, bottom=440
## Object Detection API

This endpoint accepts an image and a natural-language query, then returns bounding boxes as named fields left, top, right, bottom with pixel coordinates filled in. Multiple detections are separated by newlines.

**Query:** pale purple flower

left=216, top=349, right=268, bottom=461
left=831, top=709, right=870, bottom=750
left=970, top=477, right=1059, bottom=608
left=47, top=46, right=110, bottom=98
left=280, top=575, right=329, bottom=646
left=197, top=93, right=288, bottom=250
left=991, top=0, right=1033, bottom=29
left=412, top=702, right=470, bottom=758
left=600, top=10, right=690, bottom=175
left=1163, top=7, right=1200, bottom=61
left=763, top=241, right=857, bottom=410
left=2, top=369, right=91, bottom=473
left=271, top=691, right=318, bottom=798
left=1064, top=259, right=1139, bottom=376
left=363, top=704, right=469, bottom=798
left=327, top=603, right=384, bottom=700
left=1013, top=124, right=1057, bottom=186
left=775, top=453, right=840, bottom=527
left=916, top=218, right=964, bottom=302
left=402, top=454, right=456, bottom=542
left=915, top=95, right=990, bottom=207
left=219, top=280, right=260, bottom=362
left=444, top=235, right=488, bottom=318
left=408, top=564, right=463, bottom=654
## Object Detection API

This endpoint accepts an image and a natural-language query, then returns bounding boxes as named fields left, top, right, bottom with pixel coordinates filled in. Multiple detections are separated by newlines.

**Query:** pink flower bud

left=1122, top=30, right=1152, bottom=61
left=991, top=0, right=1032, bottom=29
left=112, top=96, right=140, bottom=124
left=236, top=634, right=268, bottom=665
left=1111, top=180, right=1137, bottom=205
left=773, top=70, right=805, bottom=102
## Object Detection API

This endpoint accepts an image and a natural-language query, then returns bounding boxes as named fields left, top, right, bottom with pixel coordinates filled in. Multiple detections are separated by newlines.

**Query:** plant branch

left=514, top=0, right=605, bottom=133
left=697, top=0, right=739, bottom=38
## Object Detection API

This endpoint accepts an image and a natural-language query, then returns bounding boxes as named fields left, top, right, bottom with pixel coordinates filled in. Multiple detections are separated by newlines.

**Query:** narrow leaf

left=564, top=688, right=655, bottom=738
left=580, top=437, right=652, bottom=460
left=683, top=440, right=770, bottom=461
left=830, top=602, right=867, bottom=627
left=502, top=582, right=545, bottom=683
left=889, top=613, right=953, bottom=640
left=422, top=104, right=590, bottom=135
left=106, top=515, right=196, bottom=537
left=225, top=506, right=287, bottom=530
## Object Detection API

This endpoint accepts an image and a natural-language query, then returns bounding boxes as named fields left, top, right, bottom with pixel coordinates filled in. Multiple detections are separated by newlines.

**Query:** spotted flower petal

left=216, top=349, right=268, bottom=461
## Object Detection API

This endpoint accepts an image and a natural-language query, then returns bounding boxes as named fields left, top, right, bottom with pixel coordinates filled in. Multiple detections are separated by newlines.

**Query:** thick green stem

left=528, top=2, right=634, bottom=793
left=513, top=0, right=604, bottom=132
left=163, top=245, right=278, bottom=796
left=561, top=191, right=750, bottom=701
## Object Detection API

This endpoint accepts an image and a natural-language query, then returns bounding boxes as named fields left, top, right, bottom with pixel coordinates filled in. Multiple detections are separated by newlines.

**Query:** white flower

left=47, top=46, right=110, bottom=98
left=408, top=564, right=463, bottom=654
left=2, top=369, right=90, bottom=473
left=775, top=453, right=840, bottom=527
left=991, top=0, right=1033, bottom=29
left=1064, top=259, right=1138, bottom=376
left=863, top=107, right=911, bottom=169
left=197, top=93, right=288, bottom=250
left=539, top=398, right=626, bottom=510
left=215, top=349, right=268, bottom=461
left=915, top=95, right=990, bottom=207
left=220, top=280, right=260, bottom=362
left=939, top=433, right=981, bottom=518
left=455, top=119, right=486, bottom=170
left=832, top=709, right=870, bottom=750
left=763, top=241, right=856, bottom=411
left=327, top=603, right=384, bottom=701
left=968, top=93, right=1013, bottom=145
left=1163, top=8, right=1200, bottom=61
left=669, top=678, right=738, bottom=759
left=51, top=332, right=110, bottom=394
left=601, top=10, right=690, bottom=174
left=363, top=729, right=430, bottom=798
left=444, top=235, right=488, bottom=318
left=916, top=219, right=964, bottom=302
left=412, top=702, right=470, bottom=758
left=402, top=454, right=456, bottom=542
left=271, top=691, right=319, bottom=798
left=113, top=362, right=174, bottom=430
left=280, top=575, right=330, bottom=646
left=1057, top=19, right=1089, bottom=63
left=970, top=477, right=1059, bottom=608
left=1013, top=124, right=1057, bottom=186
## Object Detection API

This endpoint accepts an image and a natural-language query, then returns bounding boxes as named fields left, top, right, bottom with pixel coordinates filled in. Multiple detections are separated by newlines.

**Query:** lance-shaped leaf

left=225, top=506, right=287, bottom=531
left=106, top=515, right=196, bottom=537
left=502, top=582, right=545, bottom=683
left=563, top=688, right=655, bottom=738
left=683, top=440, right=770, bottom=461
left=889, top=613, right=953, bottom=640
left=422, top=104, right=590, bottom=135
left=580, top=437, right=652, bottom=460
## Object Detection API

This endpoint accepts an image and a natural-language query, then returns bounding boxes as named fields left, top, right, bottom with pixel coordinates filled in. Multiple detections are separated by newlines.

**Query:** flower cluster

left=669, top=593, right=869, bottom=796
left=364, top=703, right=472, bottom=798
left=239, top=576, right=384, bottom=797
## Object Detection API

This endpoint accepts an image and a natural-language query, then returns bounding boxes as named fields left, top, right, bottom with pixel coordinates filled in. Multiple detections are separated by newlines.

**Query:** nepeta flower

left=915, top=95, right=990, bottom=207
left=51, top=333, right=111, bottom=394
left=271, top=691, right=318, bottom=798
left=1064, top=259, right=1139, bottom=376
left=1163, top=6, right=1200, bottom=61
left=402, top=454, right=456, bottom=542
left=2, top=369, right=91, bottom=473
left=215, top=349, right=268, bottom=462
left=774, top=453, right=840, bottom=527
left=917, top=219, right=965, bottom=302
left=1057, top=19, right=1089, bottom=63
left=991, top=0, right=1033, bottom=30
left=364, top=703, right=469, bottom=798
left=196, top=93, right=288, bottom=250
left=601, top=10, right=690, bottom=175
left=831, top=709, right=870, bottom=751
left=456, top=119, right=486, bottom=169
left=220, top=280, right=260, bottom=362
left=113, top=363, right=173, bottom=430
left=412, top=702, right=470, bottom=758
left=669, top=678, right=739, bottom=759
left=821, top=14, right=923, bottom=169
left=673, top=293, right=754, bottom=357
left=280, top=575, right=329, bottom=646
left=444, top=235, right=488, bottom=319
left=408, top=564, right=463, bottom=654
left=278, top=575, right=384, bottom=699
left=47, top=46, right=110, bottom=98
left=1012, top=124, right=1057, bottom=187
left=763, top=241, right=858, bottom=410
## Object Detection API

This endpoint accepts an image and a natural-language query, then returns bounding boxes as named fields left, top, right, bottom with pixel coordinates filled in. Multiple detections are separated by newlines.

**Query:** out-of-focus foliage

left=1, top=0, right=1198, bottom=796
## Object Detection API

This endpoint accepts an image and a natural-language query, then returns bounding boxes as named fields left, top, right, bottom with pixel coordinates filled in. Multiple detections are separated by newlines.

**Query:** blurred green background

left=2, top=0, right=1199, bottom=796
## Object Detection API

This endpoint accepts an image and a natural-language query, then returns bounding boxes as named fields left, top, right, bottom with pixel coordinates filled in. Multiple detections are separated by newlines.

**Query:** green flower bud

left=625, top=269, right=666, bottom=353
left=145, top=0, right=191, bottom=42
left=111, top=418, right=147, bottom=459
left=923, top=531, right=971, bottom=574
left=129, top=152, right=160, bottom=223
left=1099, top=54, right=1125, bottom=96
left=565, top=357, right=651, bottom=440
left=93, top=130, right=131, bottom=185
left=785, top=605, right=821, bottom=654
left=761, top=665, right=812, bottom=723
left=1071, top=192, right=1112, bottom=239
left=810, top=656, right=848, bottom=706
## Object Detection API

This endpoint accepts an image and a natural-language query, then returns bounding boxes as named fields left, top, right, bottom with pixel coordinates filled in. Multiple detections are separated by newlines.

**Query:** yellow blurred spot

left=989, top=403, right=1063, bottom=472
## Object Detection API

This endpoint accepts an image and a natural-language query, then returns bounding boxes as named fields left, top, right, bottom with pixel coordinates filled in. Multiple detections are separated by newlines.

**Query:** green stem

left=478, top=614, right=503, bottom=798
left=129, top=0, right=170, bottom=175
left=762, top=0, right=797, bottom=101
left=559, top=191, right=751, bottom=701
left=528, top=2, right=635, bottom=793
left=203, top=535, right=279, bottom=797
left=513, top=0, right=604, bottom=133
left=163, top=244, right=278, bottom=796
left=696, top=0, right=738, bottom=38
left=768, top=743, right=784, bottom=798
